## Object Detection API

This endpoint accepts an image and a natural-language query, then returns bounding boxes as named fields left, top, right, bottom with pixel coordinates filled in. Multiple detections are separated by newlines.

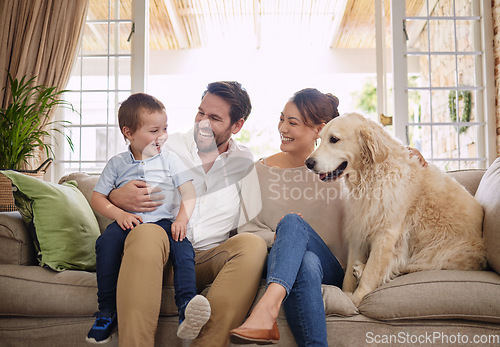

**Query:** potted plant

left=0, top=73, right=76, bottom=211
left=0, top=73, right=75, bottom=170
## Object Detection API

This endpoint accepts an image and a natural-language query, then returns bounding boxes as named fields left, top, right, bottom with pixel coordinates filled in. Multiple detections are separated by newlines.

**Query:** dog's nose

left=305, top=157, right=316, bottom=170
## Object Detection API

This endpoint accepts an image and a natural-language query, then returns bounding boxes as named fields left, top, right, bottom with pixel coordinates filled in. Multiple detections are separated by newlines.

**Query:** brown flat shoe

left=229, top=321, right=280, bottom=345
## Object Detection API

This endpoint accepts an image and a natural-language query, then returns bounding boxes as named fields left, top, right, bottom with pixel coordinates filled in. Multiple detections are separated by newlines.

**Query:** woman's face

left=278, top=101, right=320, bottom=154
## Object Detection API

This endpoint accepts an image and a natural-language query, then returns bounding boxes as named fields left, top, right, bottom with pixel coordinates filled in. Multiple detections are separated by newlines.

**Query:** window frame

left=390, top=0, right=496, bottom=169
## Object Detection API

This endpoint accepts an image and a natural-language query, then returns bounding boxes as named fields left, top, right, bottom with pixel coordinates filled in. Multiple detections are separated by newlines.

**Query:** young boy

left=86, top=93, right=210, bottom=344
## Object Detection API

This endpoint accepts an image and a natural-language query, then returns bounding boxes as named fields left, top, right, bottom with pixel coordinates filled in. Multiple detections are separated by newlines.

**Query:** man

left=108, top=81, right=266, bottom=346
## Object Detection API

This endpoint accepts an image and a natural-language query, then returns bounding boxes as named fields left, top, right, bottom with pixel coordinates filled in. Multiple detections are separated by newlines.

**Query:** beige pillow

left=475, top=157, right=500, bottom=273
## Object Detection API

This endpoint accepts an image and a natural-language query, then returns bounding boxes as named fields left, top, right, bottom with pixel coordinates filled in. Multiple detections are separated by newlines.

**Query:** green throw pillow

left=0, top=170, right=100, bottom=271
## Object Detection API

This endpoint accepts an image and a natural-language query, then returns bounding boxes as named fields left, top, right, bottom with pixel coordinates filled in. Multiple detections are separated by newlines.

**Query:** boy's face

left=124, top=110, right=168, bottom=160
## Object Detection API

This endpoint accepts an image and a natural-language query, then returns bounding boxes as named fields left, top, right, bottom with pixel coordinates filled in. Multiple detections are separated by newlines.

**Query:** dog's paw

left=344, top=292, right=362, bottom=308
left=342, top=270, right=357, bottom=292
left=352, top=263, right=365, bottom=282
left=348, top=292, right=363, bottom=308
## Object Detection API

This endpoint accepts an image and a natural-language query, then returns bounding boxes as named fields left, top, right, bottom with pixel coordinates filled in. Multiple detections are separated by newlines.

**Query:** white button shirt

left=166, top=130, right=258, bottom=251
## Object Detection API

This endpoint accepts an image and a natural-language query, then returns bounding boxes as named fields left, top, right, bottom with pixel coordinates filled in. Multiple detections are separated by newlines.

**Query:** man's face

left=194, top=92, right=242, bottom=153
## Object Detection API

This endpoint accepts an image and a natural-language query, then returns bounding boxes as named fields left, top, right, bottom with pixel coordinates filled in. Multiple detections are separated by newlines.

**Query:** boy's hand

left=171, top=220, right=187, bottom=242
left=116, top=211, right=143, bottom=230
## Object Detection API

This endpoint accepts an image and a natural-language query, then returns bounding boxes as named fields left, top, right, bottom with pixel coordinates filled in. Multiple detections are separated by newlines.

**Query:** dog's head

left=305, top=112, right=391, bottom=182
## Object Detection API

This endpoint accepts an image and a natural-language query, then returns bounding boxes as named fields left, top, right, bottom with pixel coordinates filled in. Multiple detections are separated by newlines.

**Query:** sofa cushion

left=475, top=157, right=500, bottom=273
left=0, top=264, right=178, bottom=317
left=359, top=270, right=500, bottom=323
left=322, top=284, right=359, bottom=317
left=0, top=265, right=98, bottom=316
left=59, top=172, right=113, bottom=233
left=0, top=171, right=100, bottom=271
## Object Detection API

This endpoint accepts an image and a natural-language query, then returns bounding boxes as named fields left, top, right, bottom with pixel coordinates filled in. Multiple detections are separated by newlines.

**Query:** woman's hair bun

left=326, top=93, right=339, bottom=109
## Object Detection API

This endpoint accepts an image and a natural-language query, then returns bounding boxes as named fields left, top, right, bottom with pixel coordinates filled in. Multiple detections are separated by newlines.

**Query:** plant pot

left=0, top=159, right=52, bottom=212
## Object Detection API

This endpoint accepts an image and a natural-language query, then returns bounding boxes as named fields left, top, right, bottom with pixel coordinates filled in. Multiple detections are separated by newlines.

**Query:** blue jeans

left=267, top=213, right=344, bottom=347
left=95, top=219, right=197, bottom=319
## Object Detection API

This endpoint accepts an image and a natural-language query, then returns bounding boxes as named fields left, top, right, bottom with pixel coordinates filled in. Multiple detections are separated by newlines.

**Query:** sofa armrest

left=0, top=211, right=36, bottom=265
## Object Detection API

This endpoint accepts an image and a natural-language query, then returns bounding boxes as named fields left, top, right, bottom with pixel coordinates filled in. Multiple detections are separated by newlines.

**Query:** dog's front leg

left=350, top=228, right=401, bottom=307
left=343, top=243, right=365, bottom=293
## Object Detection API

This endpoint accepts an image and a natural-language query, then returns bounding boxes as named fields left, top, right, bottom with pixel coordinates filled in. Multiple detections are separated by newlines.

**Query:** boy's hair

left=118, top=93, right=166, bottom=140
left=202, top=81, right=252, bottom=124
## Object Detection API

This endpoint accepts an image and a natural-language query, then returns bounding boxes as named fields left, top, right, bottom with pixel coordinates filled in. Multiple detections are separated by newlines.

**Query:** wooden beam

left=329, top=0, right=349, bottom=48
left=163, top=0, right=190, bottom=49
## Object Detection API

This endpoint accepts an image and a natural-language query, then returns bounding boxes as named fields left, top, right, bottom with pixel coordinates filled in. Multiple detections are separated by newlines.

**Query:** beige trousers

left=116, top=224, right=267, bottom=347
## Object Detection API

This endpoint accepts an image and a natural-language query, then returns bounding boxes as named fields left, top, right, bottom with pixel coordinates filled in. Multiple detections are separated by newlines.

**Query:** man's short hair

left=118, top=93, right=166, bottom=140
left=203, top=81, right=252, bottom=124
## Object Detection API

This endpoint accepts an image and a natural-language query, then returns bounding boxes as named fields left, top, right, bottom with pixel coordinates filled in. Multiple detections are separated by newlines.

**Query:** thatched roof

left=83, top=0, right=426, bottom=51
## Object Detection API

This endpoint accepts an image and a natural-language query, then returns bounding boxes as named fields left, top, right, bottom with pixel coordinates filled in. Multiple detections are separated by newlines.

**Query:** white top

left=166, top=130, right=258, bottom=250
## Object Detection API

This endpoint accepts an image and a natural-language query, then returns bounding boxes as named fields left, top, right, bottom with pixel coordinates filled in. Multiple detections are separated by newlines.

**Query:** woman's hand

left=278, top=212, right=302, bottom=223
left=408, top=147, right=428, bottom=167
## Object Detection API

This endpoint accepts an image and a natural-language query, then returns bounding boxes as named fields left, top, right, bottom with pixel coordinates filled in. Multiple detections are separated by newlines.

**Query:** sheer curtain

left=0, top=0, right=88, bottom=168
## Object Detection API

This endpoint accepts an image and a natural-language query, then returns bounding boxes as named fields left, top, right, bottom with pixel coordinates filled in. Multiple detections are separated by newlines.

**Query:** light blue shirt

left=94, top=147, right=193, bottom=223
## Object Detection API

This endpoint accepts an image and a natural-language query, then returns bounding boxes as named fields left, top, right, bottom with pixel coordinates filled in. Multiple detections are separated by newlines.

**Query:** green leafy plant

left=448, top=90, right=471, bottom=134
left=0, top=73, right=76, bottom=170
left=352, top=79, right=377, bottom=115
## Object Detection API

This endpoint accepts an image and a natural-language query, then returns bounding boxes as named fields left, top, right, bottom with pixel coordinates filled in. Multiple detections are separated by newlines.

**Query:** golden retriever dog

left=305, top=112, right=486, bottom=307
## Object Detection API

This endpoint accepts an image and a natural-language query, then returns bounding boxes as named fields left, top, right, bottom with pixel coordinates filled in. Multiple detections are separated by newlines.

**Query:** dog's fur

left=306, top=112, right=486, bottom=307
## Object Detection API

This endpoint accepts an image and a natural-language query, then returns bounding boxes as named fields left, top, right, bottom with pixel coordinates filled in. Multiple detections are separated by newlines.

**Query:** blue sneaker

left=86, top=312, right=117, bottom=344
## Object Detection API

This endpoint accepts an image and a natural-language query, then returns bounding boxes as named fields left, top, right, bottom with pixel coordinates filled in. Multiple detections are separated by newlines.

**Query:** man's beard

left=194, top=122, right=231, bottom=153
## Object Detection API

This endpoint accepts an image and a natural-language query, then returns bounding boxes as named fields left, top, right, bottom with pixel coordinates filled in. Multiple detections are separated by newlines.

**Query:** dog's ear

left=358, top=125, right=390, bottom=164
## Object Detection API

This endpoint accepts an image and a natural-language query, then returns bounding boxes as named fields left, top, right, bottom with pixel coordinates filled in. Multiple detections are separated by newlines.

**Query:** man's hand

left=108, top=180, right=164, bottom=213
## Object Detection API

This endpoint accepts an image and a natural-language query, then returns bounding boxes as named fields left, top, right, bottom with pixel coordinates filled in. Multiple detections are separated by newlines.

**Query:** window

left=391, top=0, right=495, bottom=170
left=55, top=0, right=372, bottom=178
left=53, top=0, right=133, bottom=179
left=55, top=0, right=496, bottom=177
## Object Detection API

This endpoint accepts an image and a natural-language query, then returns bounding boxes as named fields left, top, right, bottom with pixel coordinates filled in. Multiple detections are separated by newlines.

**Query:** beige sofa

left=1, top=159, right=500, bottom=347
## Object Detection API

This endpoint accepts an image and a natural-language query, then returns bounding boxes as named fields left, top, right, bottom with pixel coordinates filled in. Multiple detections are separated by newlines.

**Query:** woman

left=231, top=88, right=345, bottom=346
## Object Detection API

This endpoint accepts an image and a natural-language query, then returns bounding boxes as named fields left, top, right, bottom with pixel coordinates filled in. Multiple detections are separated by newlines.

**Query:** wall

left=493, top=0, right=500, bottom=156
